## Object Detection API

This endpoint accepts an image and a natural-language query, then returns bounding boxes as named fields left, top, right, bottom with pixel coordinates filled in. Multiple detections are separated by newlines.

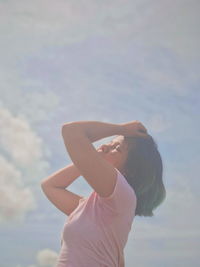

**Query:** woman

left=41, top=120, right=166, bottom=267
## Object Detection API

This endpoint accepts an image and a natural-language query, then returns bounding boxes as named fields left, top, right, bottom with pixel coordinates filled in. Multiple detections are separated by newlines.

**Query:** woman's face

left=97, top=135, right=129, bottom=174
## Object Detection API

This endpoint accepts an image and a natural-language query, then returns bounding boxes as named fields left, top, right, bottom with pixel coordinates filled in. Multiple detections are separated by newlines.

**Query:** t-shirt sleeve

left=96, top=168, right=137, bottom=215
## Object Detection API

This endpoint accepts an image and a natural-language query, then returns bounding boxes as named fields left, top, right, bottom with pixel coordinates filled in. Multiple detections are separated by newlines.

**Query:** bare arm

left=40, top=163, right=84, bottom=216
left=41, top=120, right=147, bottom=189
left=63, top=120, right=121, bottom=143
left=42, top=121, right=120, bottom=188
left=41, top=162, right=81, bottom=188
left=61, top=120, right=148, bottom=199
left=41, top=121, right=114, bottom=188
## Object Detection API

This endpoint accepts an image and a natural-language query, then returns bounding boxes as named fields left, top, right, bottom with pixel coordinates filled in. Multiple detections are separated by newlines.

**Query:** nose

left=98, top=144, right=111, bottom=153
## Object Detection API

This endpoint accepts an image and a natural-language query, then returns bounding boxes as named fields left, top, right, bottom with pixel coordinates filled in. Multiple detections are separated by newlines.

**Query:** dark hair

left=123, top=134, right=166, bottom=217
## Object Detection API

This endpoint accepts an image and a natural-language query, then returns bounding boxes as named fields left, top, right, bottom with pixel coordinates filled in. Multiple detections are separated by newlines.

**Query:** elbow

left=62, top=122, right=72, bottom=134
left=40, top=181, right=46, bottom=194
left=40, top=180, right=46, bottom=189
left=62, top=122, right=75, bottom=129
left=40, top=182, right=49, bottom=196
left=61, top=124, right=67, bottom=135
left=61, top=122, right=79, bottom=137
left=40, top=181, right=52, bottom=195
left=61, top=125, right=68, bottom=138
left=40, top=179, right=50, bottom=189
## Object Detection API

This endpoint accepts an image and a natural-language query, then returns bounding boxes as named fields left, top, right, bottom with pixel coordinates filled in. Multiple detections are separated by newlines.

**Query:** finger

left=137, top=130, right=149, bottom=137
left=138, top=122, right=147, bottom=132
left=139, top=125, right=147, bottom=133
left=139, top=128, right=147, bottom=134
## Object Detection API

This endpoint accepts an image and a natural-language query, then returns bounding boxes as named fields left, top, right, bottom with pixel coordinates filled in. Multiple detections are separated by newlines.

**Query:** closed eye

left=109, top=141, right=121, bottom=151
left=115, top=145, right=121, bottom=151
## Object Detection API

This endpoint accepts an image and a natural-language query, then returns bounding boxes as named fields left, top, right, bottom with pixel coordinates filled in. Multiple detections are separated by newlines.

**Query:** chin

left=105, top=158, right=117, bottom=167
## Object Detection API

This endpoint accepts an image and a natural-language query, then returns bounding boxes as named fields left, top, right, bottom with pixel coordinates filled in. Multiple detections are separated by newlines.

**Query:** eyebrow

left=111, top=139, right=119, bottom=144
left=110, top=141, right=121, bottom=147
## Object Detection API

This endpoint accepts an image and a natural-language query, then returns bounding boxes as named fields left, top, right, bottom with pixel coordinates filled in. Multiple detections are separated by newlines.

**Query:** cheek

left=101, top=151, right=119, bottom=161
left=110, top=152, right=122, bottom=162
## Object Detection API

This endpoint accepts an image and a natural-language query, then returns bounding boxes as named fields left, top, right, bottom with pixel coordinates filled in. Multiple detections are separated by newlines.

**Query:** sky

left=0, top=0, right=199, bottom=266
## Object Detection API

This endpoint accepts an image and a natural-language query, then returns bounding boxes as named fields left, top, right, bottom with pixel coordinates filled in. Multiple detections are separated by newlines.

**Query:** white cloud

left=36, top=249, right=58, bottom=267
left=16, top=248, right=58, bottom=267
left=0, top=108, right=43, bottom=165
left=0, top=154, right=36, bottom=223
left=0, top=67, right=60, bottom=124
left=0, top=107, right=52, bottom=223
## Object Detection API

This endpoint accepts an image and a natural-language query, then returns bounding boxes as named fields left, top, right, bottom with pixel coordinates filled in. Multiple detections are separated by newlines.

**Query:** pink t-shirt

left=56, top=168, right=137, bottom=267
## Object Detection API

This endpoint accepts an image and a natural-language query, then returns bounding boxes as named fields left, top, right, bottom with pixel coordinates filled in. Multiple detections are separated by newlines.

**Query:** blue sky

left=0, top=0, right=199, bottom=266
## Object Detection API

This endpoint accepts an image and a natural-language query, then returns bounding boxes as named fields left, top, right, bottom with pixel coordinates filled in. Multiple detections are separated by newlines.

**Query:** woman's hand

left=120, top=120, right=148, bottom=137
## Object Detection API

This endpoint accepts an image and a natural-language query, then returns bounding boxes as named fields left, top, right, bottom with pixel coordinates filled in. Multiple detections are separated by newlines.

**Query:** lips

left=97, top=147, right=107, bottom=153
